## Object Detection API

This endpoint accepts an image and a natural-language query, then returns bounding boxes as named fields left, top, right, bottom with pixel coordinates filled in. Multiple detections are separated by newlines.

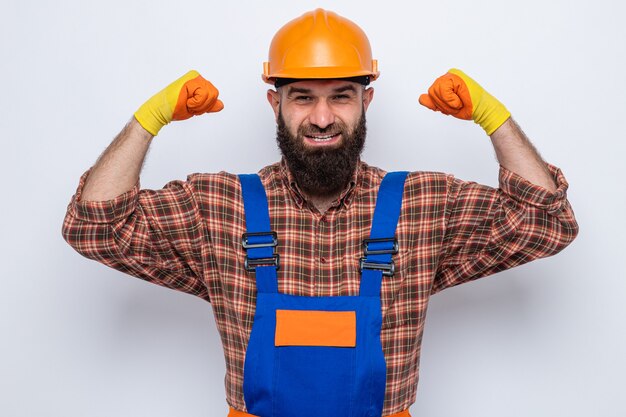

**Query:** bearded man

left=62, top=8, right=578, bottom=417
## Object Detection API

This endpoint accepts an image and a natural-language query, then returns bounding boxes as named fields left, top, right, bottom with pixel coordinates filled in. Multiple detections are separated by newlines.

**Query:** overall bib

left=235, top=172, right=409, bottom=417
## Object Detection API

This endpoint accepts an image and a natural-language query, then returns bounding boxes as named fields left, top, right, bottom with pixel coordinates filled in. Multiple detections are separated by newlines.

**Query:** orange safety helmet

left=262, top=9, right=379, bottom=85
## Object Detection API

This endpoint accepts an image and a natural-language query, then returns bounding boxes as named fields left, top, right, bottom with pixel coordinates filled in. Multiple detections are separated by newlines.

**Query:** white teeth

left=307, top=134, right=337, bottom=142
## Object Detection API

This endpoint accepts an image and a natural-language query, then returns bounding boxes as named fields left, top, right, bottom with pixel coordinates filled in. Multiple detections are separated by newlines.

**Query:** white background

left=1, top=0, right=624, bottom=416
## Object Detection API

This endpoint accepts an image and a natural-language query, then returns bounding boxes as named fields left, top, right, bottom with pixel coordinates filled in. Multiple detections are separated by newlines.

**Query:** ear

left=267, top=89, right=281, bottom=121
left=362, top=87, right=374, bottom=112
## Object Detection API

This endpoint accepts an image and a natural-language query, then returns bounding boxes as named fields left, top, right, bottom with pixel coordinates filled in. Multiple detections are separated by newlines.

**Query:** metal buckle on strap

left=359, top=258, right=395, bottom=277
left=362, top=237, right=399, bottom=256
left=244, top=254, right=280, bottom=272
left=242, top=232, right=279, bottom=272
left=241, top=232, right=278, bottom=249
left=359, top=237, right=398, bottom=277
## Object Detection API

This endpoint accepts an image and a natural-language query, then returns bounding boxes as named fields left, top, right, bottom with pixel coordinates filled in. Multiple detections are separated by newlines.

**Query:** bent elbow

left=62, top=211, right=89, bottom=258
left=61, top=209, right=109, bottom=261
left=552, top=216, right=579, bottom=255
left=535, top=204, right=579, bottom=258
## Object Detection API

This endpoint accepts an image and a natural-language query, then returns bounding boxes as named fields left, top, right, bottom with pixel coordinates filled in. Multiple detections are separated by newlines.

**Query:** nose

left=308, top=99, right=335, bottom=130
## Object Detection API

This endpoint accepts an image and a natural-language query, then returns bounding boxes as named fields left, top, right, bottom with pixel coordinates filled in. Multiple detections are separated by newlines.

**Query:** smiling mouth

left=304, top=133, right=341, bottom=143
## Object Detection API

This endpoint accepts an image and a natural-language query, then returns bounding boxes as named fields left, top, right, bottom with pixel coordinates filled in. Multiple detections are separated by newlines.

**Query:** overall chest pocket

left=273, top=310, right=357, bottom=417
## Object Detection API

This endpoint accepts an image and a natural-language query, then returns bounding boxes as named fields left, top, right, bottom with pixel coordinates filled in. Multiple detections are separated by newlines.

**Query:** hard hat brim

left=262, top=63, right=380, bottom=85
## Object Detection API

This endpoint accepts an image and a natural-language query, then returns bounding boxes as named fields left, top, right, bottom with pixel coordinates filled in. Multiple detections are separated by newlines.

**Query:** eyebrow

left=287, top=87, right=313, bottom=95
left=286, top=84, right=358, bottom=96
left=332, top=85, right=358, bottom=94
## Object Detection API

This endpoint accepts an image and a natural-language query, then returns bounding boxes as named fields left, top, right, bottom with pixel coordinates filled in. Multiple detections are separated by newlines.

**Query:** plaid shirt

left=62, top=160, right=578, bottom=415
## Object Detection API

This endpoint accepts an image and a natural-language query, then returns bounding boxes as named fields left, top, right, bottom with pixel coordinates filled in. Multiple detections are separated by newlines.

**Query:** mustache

left=298, top=122, right=346, bottom=137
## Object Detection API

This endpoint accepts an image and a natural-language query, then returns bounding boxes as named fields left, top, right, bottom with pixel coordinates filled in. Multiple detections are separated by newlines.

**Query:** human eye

left=293, top=95, right=312, bottom=103
left=332, top=94, right=352, bottom=102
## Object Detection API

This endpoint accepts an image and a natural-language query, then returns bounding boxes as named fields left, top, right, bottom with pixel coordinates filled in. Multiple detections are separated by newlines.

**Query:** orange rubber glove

left=134, top=70, right=224, bottom=136
left=419, top=68, right=510, bottom=135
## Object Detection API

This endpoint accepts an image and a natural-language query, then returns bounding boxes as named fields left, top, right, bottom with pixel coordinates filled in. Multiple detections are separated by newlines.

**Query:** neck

left=301, top=188, right=342, bottom=214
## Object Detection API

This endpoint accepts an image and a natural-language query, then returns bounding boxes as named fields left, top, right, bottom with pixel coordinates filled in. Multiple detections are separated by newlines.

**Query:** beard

left=276, top=109, right=366, bottom=196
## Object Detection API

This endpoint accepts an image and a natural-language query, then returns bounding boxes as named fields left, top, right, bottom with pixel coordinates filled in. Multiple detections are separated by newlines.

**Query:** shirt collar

left=279, top=159, right=360, bottom=210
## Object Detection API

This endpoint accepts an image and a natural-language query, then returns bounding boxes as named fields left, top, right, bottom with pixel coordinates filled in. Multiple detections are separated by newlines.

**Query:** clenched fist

left=419, top=69, right=510, bottom=135
left=134, top=70, right=224, bottom=136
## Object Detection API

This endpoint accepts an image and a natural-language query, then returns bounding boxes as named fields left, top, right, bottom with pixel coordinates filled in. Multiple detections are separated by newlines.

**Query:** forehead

left=282, top=79, right=361, bottom=95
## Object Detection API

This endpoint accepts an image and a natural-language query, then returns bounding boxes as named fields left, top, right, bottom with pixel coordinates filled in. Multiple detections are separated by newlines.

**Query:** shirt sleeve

left=62, top=169, right=211, bottom=302
left=432, top=163, right=579, bottom=294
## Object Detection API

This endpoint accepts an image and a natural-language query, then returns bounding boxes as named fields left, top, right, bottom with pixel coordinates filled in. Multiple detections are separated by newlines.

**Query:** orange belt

left=228, top=407, right=411, bottom=417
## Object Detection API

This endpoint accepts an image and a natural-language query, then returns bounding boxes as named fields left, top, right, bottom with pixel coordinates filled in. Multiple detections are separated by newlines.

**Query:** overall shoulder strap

left=238, top=174, right=279, bottom=294
left=360, top=171, right=409, bottom=297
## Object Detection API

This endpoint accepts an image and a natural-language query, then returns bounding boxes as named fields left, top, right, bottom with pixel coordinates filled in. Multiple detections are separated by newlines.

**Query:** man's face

left=267, top=80, right=374, bottom=196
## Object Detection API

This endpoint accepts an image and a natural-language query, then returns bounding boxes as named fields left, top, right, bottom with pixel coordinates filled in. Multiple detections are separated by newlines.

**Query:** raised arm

left=419, top=68, right=555, bottom=191
left=63, top=70, right=224, bottom=300
left=419, top=69, right=578, bottom=293
left=81, top=70, right=223, bottom=201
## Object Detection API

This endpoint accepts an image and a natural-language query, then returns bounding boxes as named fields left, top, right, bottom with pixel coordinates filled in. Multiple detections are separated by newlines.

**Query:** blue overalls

left=237, top=172, right=408, bottom=417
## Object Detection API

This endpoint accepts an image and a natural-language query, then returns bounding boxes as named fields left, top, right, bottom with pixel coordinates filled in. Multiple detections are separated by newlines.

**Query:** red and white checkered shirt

left=62, top=160, right=578, bottom=415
